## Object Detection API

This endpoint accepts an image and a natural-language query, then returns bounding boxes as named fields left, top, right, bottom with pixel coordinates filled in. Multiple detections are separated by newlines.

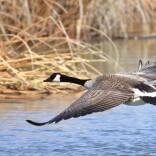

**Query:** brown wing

left=26, top=87, right=133, bottom=126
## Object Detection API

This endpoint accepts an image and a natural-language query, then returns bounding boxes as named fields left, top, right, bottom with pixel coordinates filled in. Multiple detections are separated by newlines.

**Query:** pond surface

left=0, top=39, right=156, bottom=156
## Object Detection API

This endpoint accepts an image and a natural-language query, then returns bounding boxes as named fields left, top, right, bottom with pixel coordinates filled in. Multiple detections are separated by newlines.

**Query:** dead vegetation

left=85, top=0, right=156, bottom=40
left=0, top=0, right=119, bottom=100
left=0, top=0, right=155, bottom=100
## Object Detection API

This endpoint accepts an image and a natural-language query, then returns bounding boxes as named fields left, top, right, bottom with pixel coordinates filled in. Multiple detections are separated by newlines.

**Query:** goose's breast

left=125, top=97, right=145, bottom=106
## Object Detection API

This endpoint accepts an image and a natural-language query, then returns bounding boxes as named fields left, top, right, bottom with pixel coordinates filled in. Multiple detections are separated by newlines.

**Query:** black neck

left=61, top=76, right=90, bottom=86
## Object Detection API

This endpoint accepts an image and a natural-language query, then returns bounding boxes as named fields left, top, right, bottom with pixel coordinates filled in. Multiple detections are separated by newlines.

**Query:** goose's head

left=43, top=72, right=93, bottom=88
left=44, top=73, right=63, bottom=82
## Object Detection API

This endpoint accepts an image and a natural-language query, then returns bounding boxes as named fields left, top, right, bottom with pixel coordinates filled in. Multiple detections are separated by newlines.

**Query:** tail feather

left=141, top=96, right=156, bottom=105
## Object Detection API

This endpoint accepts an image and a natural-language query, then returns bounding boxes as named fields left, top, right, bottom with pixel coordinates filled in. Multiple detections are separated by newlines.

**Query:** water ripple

left=0, top=102, right=156, bottom=156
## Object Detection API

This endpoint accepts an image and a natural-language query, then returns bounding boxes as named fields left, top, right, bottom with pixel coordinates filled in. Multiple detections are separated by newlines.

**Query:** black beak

left=43, top=78, right=51, bottom=82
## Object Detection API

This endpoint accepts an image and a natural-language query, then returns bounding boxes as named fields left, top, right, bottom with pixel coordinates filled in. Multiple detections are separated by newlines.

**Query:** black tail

left=26, top=120, right=49, bottom=126
left=141, top=96, right=156, bottom=105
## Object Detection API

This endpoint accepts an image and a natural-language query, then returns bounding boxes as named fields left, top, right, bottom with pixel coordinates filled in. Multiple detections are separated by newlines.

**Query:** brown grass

left=85, top=0, right=156, bottom=40
left=0, top=0, right=120, bottom=100
left=2, top=0, right=154, bottom=100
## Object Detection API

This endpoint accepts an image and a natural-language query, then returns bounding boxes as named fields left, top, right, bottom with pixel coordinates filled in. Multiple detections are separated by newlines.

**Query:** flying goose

left=43, top=60, right=156, bottom=89
left=27, top=73, right=156, bottom=126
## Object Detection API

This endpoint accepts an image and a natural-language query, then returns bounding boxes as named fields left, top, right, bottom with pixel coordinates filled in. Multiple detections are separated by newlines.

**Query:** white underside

left=124, top=88, right=156, bottom=106
left=133, top=88, right=156, bottom=97
left=124, top=97, right=145, bottom=106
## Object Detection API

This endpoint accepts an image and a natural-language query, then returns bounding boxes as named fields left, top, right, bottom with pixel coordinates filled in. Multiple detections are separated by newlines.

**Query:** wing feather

left=26, top=88, right=133, bottom=126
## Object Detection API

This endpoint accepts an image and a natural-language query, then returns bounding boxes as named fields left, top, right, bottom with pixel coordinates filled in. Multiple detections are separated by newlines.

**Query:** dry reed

left=85, top=0, right=156, bottom=40
left=0, top=0, right=119, bottom=100
left=2, top=0, right=153, bottom=100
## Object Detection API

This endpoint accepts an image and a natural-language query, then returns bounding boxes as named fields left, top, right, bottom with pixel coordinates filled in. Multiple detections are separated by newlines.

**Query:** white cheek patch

left=53, top=74, right=61, bottom=82
left=84, top=80, right=95, bottom=88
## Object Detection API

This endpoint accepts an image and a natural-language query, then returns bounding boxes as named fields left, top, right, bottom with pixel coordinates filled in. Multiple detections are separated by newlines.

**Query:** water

left=96, top=39, right=156, bottom=73
left=0, top=40, right=156, bottom=156
left=1, top=100, right=156, bottom=156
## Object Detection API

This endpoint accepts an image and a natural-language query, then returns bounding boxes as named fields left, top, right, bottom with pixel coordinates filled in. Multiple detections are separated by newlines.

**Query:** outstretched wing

left=137, top=60, right=156, bottom=81
left=26, top=87, right=132, bottom=126
left=138, top=59, right=143, bottom=71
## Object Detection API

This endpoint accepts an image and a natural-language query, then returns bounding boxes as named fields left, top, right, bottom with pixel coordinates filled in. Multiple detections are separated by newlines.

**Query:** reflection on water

left=0, top=40, right=156, bottom=156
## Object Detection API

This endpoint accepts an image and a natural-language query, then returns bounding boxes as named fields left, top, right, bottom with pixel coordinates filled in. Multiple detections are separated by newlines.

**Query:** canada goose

left=27, top=73, right=156, bottom=126
left=43, top=60, right=156, bottom=89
